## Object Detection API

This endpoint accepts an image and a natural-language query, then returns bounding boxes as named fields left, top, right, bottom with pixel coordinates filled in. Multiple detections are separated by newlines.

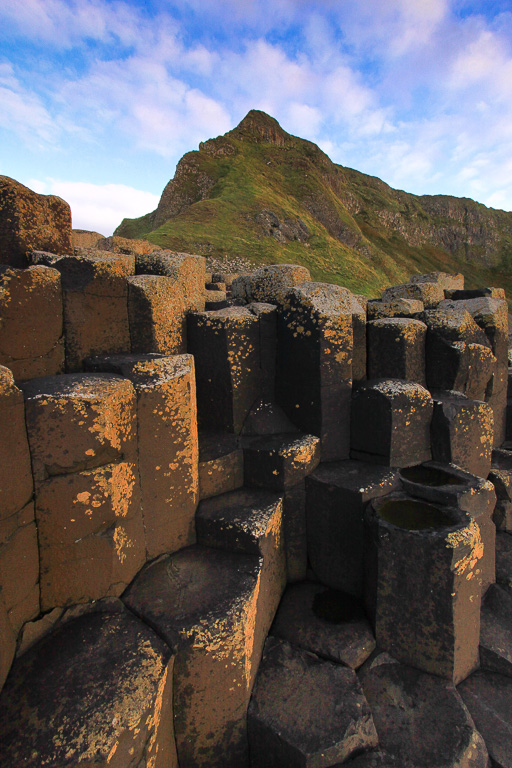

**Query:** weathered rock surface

left=366, top=493, right=483, bottom=683
left=0, top=176, right=72, bottom=268
left=232, top=264, right=310, bottom=305
left=351, top=379, right=433, bottom=467
left=306, top=460, right=399, bottom=595
left=431, top=391, right=493, bottom=478
left=0, top=265, right=64, bottom=380
left=35, top=462, right=145, bottom=609
left=277, top=282, right=353, bottom=460
left=480, top=584, right=512, bottom=677
left=242, top=432, right=320, bottom=490
left=367, top=317, right=426, bottom=384
left=249, top=636, right=378, bottom=768
left=198, top=431, right=243, bottom=500
left=188, top=306, right=260, bottom=433
left=0, top=602, right=177, bottom=768
left=32, top=250, right=134, bottom=371
left=270, top=581, right=376, bottom=669
left=128, top=274, right=188, bottom=354
left=21, top=373, right=137, bottom=483
left=124, top=545, right=263, bottom=768
left=361, top=654, right=490, bottom=768
left=458, top=670, right=512, bottom=768
left=86, top=354, right=198, bottom=558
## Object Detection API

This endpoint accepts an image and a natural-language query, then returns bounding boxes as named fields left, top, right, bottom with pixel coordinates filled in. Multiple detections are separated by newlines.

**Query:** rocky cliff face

left=115, top=110, right=512, bottom=296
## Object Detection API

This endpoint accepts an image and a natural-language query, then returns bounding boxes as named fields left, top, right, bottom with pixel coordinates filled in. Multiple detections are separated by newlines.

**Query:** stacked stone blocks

left=1, top=197, right=512, bottom=768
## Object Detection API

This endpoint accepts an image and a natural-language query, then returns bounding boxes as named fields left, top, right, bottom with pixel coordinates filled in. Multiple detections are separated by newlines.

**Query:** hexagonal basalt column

left=306, top=460, right=399, bottom=596
left=188, top=306, right=261, bottom=434
left=21, top=373, right=137, bottom=484
left=430, top=391, right=493, bottom=478
left=277, top=282, right=353, bottom=461
left=399, top=461, right=496, bottom=593
left=86, top=354, right=199, bottom=558
left=351, top=379, right=433, bottom=467
left=365, top=492, right=483, bottom=683
left=367, top=317, right=427, bottom=384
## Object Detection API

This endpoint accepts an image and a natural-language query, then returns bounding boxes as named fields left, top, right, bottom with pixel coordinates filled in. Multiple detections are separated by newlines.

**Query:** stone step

left=242, top=432, right=320, bottom=491
left=248, top=636, right=378, bottom=768
left=0, top=599, right=177, bottom=768
left=196, top=487, right=286, bottom=691
left=123, top=544, right=268, bottom=768
left=270, top=581, right=376, bottom=670
left=198, top=431, right=243, bottom=500
left=360, top=652, right=490, bottom=768
left=480, top=583, right=512, bottom=677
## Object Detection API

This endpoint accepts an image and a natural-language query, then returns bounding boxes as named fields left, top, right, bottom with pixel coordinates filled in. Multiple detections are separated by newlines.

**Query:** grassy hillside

left=116, top=110, right=512, bottom=301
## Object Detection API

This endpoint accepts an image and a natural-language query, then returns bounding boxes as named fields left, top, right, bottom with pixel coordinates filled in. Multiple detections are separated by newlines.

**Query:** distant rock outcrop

left=0, top=176, right=72, bottom=268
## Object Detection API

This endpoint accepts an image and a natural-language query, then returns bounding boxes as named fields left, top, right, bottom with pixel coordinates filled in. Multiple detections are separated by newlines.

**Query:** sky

left=1, top=0, right=512, bottom=235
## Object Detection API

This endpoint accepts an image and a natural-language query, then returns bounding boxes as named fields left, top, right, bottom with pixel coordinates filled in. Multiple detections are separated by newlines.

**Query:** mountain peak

left=229, top=109, right=291, bottom=146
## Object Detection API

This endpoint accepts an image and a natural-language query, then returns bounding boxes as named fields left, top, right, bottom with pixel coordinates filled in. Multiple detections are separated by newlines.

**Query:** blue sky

left=1, top=0, right=512, bottom=235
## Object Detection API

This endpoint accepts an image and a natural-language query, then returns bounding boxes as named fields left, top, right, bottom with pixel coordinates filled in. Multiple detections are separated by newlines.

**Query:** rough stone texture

left=0, top=366, right=34, bottom=518
left=352, top=295, right=367, bottom=382
left=36, top=462, right=145, bottom=610
left=351, top=379, right=433, bottom=467
left=247, top=302, right=278, bottom=398
left=188, top=306, right=260, bottom=433
left=367, top=298, right=424, bottom=320
left=124, top=545, right=263, bottom=768
left=135, top=250, right=206, bottom=312
left=0, top=265, right=64, bottom=381
left=248, top=636, right=378, bottom=768
left=365, top=493, right=483, bottom=683
left=71, top=229, right=105, bottom=248
left=277, top=282, right=353, bottom=461
left=0, top=502, right=39, bottom=633
left=361, top=655, right=490, bottom=768
left=32, top=250, right=134, bottom=371
left=458, top=670, right=512, bottom=768
left=0, top=596, right=16, bottom=693
left=306, top=460, right=400, bottom=595
left=441, top=297, right=509, bottom=445
left=0, top=602, right=177, bottom=768
left=282, top=481, right=308, bottom=582
left=399, top=462, right=496, bottom=593
left=480, top=584, right=512, bottom=677
left=0, top=367, right=38, bottom=645
left=21, top=373, right=137, bottom=484
left=128, top=274, right=187, bottom=354
left=381, top=280, right=445, bottom=308
left=96, top=234, right=155, bottom=255
left=241, top=398, right=299, bottom=436
left=270, top=581, right=376, bottom=669
left=496, top=532, right=512, bottom=593
left=198, top=431, right=243, bottom=500
left=410, top=271, right=465, bottom=291
left=206, top=281, right=226, bottom=291
left=448, top=287, right=505, bottom=300
left=367, top=317, right=427, bottom=384
left=242, top=433, right=320, bottom=490
left=0, top=176, right=72, bottom=268
left=86, top=354, right=198, bottom=558
left=232, top=264, right=311, bottom=306
left=341, top=751, right=401, bottom=767
left=196, top=487, right=286, bottom=682
left=420, top=308, right=494, bottom=396
left=490, top=449, right=512, bottom=531
left=431, top=391, right=493, bottom=478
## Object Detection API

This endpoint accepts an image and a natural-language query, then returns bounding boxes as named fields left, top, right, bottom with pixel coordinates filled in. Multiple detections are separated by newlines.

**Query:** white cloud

left=0, top=63, right=56, bottom=145
left=26, top=179, right=160, bottom=235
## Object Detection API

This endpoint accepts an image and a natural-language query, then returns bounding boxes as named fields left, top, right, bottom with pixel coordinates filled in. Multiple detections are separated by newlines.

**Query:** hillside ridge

left=115, top=110, right=512, bottom=298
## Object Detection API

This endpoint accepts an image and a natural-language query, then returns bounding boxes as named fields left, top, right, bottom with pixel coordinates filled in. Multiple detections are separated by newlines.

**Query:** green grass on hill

left=116, top=111, right=512, bottom=304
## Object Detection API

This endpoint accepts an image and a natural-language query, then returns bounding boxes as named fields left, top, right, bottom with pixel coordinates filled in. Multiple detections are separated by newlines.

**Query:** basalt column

left=277, top=282, right=353, bottom=461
